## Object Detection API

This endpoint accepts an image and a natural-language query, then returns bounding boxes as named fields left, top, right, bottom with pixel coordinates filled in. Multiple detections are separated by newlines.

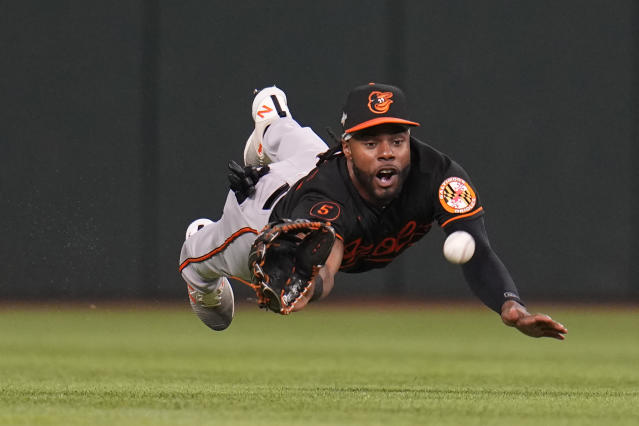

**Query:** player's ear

left=341, top=139, right=351, bottom=160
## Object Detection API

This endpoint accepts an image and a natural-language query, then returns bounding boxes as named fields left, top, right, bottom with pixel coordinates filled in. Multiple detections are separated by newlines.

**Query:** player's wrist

left=501, top=299, right=523, bottom=312
left=501, top=293, right=524, bottom=309
left=309, top=276, right=324, bottom=302
left=500, top=300, right=531, bottom=325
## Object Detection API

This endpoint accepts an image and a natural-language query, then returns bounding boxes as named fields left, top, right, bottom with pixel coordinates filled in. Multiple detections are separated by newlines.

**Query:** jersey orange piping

left=179, top=227, right=258, bottom=272
left=440, top=207, right=484, bottom=228
left=295, top=168, right=319, bottom=191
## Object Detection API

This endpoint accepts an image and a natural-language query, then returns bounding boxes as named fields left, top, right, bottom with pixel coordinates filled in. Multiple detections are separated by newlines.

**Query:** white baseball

left=443, top=231, right=475, bottom=264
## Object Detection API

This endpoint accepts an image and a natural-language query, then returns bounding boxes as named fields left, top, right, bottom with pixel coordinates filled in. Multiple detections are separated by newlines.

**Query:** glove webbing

left=250, top=220, right=334, bottom=314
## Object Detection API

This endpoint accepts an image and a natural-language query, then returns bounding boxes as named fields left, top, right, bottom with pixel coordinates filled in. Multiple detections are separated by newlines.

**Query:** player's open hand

left=500, top=300, right=568, bottom=340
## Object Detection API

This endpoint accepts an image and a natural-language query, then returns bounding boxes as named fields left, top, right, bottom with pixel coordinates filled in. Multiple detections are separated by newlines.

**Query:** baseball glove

left=248, top=219, right=336, bottom=314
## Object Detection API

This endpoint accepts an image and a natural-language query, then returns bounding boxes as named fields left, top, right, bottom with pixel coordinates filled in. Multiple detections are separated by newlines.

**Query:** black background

left=2, top=1, right=637, bottom=303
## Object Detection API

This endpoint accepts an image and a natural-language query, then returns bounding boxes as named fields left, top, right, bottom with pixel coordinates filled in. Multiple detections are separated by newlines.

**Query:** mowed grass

left=0, top=302, right=637, bottom=425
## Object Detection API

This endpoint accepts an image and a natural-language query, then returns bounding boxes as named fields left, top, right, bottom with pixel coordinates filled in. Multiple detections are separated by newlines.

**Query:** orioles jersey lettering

left=270, top=137, right=483, bottom=272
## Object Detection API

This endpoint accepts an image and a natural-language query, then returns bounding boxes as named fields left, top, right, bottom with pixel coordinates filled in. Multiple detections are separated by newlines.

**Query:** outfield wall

left=2, top=1, right=637, bottom=302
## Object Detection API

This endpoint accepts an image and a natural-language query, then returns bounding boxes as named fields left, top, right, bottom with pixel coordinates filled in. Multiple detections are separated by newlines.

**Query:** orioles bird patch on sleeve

left=438, top=177, right=477, bottom=214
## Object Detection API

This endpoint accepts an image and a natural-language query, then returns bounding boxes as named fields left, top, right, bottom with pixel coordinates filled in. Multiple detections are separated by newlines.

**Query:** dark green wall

left=2, top=1, right=637, bottom=302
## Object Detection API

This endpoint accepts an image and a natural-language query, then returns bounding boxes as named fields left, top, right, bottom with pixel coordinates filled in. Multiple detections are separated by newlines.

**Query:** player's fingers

left=532, top=321, right=567, bottom=334
left=532, top=314, right=553, bottom=323
left=529, top=314, right=568, bottom=332
left=550, top=323, right=568, bottom=334
left=517, top=323, right=566, bottom=339
left=542, top=330, right=566, bottom=340
left=536, top=317, right=568, bottom=334
left=534, top=321, right=568, bottom=337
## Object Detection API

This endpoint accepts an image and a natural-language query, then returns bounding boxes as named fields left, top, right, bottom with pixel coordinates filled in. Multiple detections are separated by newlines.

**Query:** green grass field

left=0, top=302, right=637, bottom=425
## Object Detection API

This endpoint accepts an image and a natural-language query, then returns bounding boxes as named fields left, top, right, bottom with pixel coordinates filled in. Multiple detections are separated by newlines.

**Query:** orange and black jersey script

left=270, top=137, right=484, bottom=273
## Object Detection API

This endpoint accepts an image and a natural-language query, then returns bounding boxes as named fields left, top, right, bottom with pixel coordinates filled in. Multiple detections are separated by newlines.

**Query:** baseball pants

left=179, top=117, right=329, bottom=292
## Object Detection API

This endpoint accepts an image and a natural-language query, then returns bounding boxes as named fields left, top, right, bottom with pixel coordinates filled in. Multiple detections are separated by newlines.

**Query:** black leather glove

left=227, top=160, right=270, bottom=203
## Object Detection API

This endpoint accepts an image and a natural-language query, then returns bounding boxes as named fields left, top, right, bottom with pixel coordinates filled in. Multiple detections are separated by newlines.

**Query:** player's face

left=343, top=124, right=411, bottom=207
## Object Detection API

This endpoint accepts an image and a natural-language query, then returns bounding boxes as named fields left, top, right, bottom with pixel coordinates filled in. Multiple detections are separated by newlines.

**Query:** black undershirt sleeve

left=309, top=275, right=324, bottom=302
left=444, top=216, right=524, bottom=313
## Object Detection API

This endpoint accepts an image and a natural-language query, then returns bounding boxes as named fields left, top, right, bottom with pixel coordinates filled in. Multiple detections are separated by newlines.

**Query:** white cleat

left=185, top=218, right=213, bottom=240
left=243, top=86, right=291, bottom=166
left=187, top=278, right=235, bottom=331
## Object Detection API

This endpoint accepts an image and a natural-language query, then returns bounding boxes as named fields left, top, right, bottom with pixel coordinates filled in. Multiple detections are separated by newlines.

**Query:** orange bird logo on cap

left=368, top=91, right=394, bottom=114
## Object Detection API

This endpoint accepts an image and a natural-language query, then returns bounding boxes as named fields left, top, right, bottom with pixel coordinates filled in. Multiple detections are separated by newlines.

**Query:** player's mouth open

left=375, top=168, right=398, bottom=187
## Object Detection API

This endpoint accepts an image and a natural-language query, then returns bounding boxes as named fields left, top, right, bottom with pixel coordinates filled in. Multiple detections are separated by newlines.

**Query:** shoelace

left=189, top=286, right=222, bottom=308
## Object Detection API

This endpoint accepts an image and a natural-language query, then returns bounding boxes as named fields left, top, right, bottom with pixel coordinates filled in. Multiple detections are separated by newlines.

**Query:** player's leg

left=262, top=116, right=328, bottom=172
left=243, top=86, right=328, bottom=167
left=180, top=218, right=239, bottom=331
left=179, top=182, right=282, bottom=331
left=243, top=86, right=291, bottom=166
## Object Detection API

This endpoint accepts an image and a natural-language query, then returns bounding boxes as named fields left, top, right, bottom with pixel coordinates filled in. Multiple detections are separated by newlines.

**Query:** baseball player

left=179, top=86, right=328, bottom=329
left=179, top=83, right=567, bottom=340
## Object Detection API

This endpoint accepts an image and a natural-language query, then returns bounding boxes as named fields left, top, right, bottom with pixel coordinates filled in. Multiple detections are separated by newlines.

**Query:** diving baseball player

left=179, top=87, right=328, bottom=329
left=179, top=83, right=567, bottom=340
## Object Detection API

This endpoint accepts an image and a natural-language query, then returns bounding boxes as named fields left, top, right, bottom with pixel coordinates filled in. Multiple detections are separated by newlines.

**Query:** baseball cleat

left=185, top=218, right=214, bottom=240
left=243, top=86, right=291, bottom=166
left=187, top=277, right=235, bottom=331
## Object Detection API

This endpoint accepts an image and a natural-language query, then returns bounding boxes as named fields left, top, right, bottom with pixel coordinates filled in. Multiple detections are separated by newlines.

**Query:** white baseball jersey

left=179, top=117, right=328, bottom=292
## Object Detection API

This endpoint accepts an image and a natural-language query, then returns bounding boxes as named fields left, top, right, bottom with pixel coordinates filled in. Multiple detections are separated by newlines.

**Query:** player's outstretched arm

left=292, top=238, right=344, bottom=312
left=445, top=217, right=567, bottom=339
left=501, top=300, right=568, bottom=340
left=445, top=217, right=523, bottom=312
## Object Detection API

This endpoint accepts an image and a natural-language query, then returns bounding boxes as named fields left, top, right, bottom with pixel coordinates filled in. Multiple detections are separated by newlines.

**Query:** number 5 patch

left=310, top=201, right=341, bottom=221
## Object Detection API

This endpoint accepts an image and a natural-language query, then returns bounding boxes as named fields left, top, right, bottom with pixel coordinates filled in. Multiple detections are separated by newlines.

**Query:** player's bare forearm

left=292, top=239, right=343, bottom=311
left=501, top=300, right=568, bottom=340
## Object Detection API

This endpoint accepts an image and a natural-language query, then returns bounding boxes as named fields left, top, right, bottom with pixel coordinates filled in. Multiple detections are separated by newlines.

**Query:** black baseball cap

left=340, top=82, right=420, bottom=138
